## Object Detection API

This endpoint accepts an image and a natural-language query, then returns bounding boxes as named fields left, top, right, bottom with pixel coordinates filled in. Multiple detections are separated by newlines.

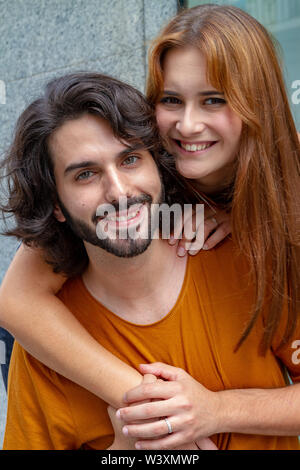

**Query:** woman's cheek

left=155, top=107, right=169, bottom=136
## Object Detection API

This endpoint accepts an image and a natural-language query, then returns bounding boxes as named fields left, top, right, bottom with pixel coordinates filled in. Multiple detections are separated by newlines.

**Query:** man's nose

left=103, top=168, right=130, bottom=204
left=175, top=106, right=206, bottom=137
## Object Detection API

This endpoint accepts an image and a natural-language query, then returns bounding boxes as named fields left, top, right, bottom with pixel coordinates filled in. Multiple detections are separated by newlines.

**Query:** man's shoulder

left=188, top=237, right=248, bottom=281
left=56, top=275, right=107, bottom=327
left=189, top=237, right=236, bottom=267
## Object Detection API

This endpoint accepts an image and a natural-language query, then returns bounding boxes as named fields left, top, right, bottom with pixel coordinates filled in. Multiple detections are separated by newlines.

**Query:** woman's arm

left=0, top=244, right=142, bottom=408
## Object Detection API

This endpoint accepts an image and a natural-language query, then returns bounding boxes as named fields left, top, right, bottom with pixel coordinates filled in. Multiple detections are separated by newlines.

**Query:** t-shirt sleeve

left=3, top=342, right=81, bottom=450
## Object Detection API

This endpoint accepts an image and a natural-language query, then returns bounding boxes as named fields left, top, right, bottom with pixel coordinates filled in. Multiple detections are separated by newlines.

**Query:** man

left=2, top=73, right=300, bottom=450
left=1, top=72, right=202, bottom=450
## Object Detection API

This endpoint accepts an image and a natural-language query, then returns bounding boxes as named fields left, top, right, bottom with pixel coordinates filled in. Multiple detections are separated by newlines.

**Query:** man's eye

left=76, top=170, right=95, bottom=180
left=123, top=155, right=139, bottom=166
left=160, top=96, right=181, bottom=105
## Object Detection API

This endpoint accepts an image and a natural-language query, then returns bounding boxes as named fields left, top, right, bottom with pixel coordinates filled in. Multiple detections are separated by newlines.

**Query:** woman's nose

left=175, top=107, right=206, bottom=137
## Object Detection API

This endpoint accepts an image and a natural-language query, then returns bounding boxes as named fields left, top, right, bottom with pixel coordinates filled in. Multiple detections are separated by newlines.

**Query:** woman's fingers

left=202, top=220, right=231, bottom=250
left=142, top=373, right=158, bottom=384
left=123, top=417, right=217, bottom=444
left=123, top=416, right=176, bottom=439
left=120, top=408, right=218, bottom=449
left=123, top=380, right=178, bottom=406
left=174, top=206, right=203, bottom=256
left=134, top=373, right=160, bottom=407
left=182, top=216, right=219, bottom=255
left=118, top=396, right=178, bottom=423
left=174, top=206, right=231, bottom=256
left=138, top=362, right=184, bottom=381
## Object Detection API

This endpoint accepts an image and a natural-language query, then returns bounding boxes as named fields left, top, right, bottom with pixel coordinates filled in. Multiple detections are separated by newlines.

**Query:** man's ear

left=53, top=204, right=66, bottom=223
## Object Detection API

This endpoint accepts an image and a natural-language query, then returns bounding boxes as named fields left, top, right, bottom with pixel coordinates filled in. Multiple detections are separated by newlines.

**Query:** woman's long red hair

left=147, top=4, right=300, bottom=354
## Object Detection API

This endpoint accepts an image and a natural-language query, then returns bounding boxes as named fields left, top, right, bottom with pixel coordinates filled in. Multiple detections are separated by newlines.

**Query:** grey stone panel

left=0, top=46, right=146, bottom=154
left=144, top=0, right=178, bottom=69
left=144, top=0, right=178, bottom=45
left=0, top=0, right=144, bottom=83
left=0, top=236, right=19, bottom=284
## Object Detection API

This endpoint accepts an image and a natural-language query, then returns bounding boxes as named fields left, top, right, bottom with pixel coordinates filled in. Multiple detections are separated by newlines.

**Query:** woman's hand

left=108, top=404, right=216, bottom=451
left=169, top=206, right=231, bottom=257
left=117, top=363, right=221, bottom=450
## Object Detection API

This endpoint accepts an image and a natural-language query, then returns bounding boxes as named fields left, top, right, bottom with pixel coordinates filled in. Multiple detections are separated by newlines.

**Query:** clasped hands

left=108, top=363, right=220, bottom=450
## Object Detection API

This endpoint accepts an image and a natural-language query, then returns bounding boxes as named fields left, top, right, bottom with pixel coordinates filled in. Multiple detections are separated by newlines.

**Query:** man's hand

left=117, top=363, right=221, bottom=450
left=107, top=374, right=158, bottom=449
left=107, top=405, right=138, bottom=450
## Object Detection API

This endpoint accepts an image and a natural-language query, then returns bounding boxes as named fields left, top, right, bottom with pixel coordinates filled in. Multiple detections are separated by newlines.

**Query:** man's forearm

left=218, top=383, right=300, bottom=436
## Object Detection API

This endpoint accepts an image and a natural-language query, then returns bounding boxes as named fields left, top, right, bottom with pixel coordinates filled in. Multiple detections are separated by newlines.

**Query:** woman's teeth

left=180, top=142, right=212, bottom=152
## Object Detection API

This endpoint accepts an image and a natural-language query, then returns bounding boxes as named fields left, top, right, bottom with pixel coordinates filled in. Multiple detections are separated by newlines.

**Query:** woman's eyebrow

left=199, top=90, right=224, bottom=96
left=162, top=90, right=180, bottom=96
left=162, top=89, right=224, bottom=96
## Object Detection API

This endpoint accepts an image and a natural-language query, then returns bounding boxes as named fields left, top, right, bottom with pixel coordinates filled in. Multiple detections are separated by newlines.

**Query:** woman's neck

left=188, top=175, right=235, bottom=208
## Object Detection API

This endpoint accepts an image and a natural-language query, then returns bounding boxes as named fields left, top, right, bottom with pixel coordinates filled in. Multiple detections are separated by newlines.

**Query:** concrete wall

left=0, top=0, right=178, bottom=447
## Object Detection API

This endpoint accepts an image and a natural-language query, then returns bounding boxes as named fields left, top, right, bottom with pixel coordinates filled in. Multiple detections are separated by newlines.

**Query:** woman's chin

left=175, top=160, right=205, bottom=181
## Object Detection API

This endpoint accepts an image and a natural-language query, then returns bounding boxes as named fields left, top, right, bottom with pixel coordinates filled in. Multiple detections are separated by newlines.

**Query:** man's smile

left=98, top=202, right=147, bottom=230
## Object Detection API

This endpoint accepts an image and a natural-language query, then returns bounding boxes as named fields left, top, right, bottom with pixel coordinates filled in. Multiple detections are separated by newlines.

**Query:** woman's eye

left=204, top=97, right=226, bottom=106
left=76, top=170, right=95, bottom=181
left=160, top=96, right=181, bottom=105
left=123, top=155, right=139, bottom=166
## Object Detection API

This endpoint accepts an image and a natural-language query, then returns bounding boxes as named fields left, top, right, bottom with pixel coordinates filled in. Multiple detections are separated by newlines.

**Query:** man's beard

left=58, top=189, right=164, bottom=258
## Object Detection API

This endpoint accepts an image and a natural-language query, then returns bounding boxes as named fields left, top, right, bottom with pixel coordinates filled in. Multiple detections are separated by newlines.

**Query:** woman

left=1, top=4, right=300, bottom=449
left=114, top=4, right=300, bottom=449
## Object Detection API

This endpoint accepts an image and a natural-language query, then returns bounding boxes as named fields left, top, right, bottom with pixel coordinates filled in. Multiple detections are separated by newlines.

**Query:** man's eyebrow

left=64, top=147, right=144, bottom=175
left=162, top=89, right=224, bottom=97
left=64, top=160, right=98, bottom=176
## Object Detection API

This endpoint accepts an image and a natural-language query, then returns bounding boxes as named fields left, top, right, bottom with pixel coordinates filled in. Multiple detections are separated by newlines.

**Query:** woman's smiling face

left=155, top=47, right=243, bottom=193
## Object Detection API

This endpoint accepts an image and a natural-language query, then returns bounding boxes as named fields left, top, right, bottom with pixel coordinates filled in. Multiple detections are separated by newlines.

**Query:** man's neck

left=82, top=239, right=187, bottom=324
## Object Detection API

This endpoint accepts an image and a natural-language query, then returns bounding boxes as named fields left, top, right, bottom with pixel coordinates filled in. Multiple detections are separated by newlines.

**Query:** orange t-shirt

left=3, top=239, right=300, bottom=449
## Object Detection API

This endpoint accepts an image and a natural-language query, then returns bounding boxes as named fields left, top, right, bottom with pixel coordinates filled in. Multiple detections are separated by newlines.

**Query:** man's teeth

left=106, top=207, right=141, bottom=222
left=181, top=142, right=212, bottom=152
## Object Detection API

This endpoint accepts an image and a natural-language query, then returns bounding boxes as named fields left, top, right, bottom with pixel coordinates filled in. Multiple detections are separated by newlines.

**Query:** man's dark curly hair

left=1, top=72, right=188, bottom=276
